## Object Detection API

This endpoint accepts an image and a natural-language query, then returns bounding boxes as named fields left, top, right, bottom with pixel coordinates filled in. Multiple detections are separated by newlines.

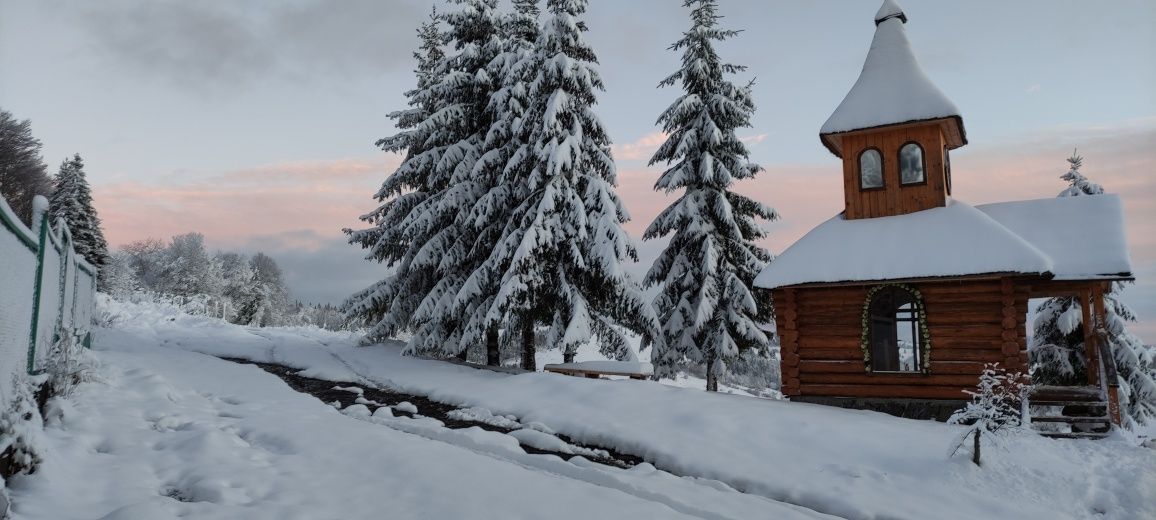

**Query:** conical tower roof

left=819, top=0, right=966, bottom=157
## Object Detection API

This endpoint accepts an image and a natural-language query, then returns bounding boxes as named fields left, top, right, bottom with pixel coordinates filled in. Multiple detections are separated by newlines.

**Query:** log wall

left=774, top=278, right=1029, bottom=401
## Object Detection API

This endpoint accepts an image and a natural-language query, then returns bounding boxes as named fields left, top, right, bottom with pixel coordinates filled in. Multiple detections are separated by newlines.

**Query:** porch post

left=1091, top=283, right=1122, bottom=426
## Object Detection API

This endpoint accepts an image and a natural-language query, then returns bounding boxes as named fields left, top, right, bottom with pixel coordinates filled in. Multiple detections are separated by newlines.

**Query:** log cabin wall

left=840, top=123, right=948, bottom=220
left=774, top=278, right=1028, bottom=401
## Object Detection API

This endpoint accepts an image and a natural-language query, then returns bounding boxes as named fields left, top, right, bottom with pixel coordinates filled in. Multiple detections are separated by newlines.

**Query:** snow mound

left=393, top=401, right=419, bottom=415
left=447, top=407, right=522, bottom=429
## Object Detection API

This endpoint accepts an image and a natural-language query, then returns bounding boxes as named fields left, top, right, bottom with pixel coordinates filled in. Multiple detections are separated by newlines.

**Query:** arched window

left=861, top=285, right=929, bottom=373
left=859, top=148, right=883, bottom=190
left=899, top=142, right=925, bottom=185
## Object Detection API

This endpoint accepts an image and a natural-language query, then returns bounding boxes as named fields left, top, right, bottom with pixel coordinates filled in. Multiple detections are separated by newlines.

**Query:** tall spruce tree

left=1030, top=151, right=1156, bottom=427
left=346, top=1, right=504, bottom=360
left=48, top=154, right=110, bottom=273
left=478, top=0, right=660, bottom=370
left=401, top=0, right=506, bottom=359
left=642, top=0, right=777, bottom=391
left=452, top=0, right=542, bottom=366
left=346, top=6, right=448, bottom=345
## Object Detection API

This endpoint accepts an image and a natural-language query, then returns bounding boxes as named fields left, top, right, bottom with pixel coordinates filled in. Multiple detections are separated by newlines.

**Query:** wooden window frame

left=859, top=284, right=932, bottom=374
left=858, top=147, right=885, bottom=191
left=944, top=145, right=953, bottom=196
left=898, top=141, right=928, bottom=187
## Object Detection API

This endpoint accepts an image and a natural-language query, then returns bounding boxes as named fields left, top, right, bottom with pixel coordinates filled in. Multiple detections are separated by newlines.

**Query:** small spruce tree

left=948, top=364, right=1030, bottom=466
left=642, top=0, right=778, bottom=391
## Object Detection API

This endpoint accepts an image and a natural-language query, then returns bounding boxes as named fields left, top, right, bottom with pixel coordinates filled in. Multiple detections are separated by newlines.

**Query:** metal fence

left=1, top=193, right=97, bottom=409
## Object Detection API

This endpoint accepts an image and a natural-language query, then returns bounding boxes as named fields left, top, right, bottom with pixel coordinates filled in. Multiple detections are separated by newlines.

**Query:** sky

left=1, top=0, right=1154, bottom=338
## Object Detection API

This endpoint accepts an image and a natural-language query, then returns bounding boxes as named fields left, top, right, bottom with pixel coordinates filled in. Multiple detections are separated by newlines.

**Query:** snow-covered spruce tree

left=345, top=7, right=448, bottom=344
left=451, top=0, right=542, bottom=366
left=48, top=154, right=110, bottom=274
left=478, top=0, right=661, bottom=370
left=401, top=0, right=509, bottom=360
left=346, top=2, right=504, bottom=360
left=1029, top=151, right=1156, bottom=427
left=642, top=0, right=777, bottom=392
left=948, top=363, right=1030, bottom=466
left=1057, top=150, right=1103, bottom=197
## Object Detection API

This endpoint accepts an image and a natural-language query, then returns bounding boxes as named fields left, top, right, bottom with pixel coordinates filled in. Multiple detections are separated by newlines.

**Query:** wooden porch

left=1024, top=280, right=1122, bottom=438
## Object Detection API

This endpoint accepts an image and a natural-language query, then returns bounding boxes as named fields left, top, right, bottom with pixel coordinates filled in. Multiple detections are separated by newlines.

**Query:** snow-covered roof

left=976, top=196, right=1132, bottom=281
left=819, top=1, right=964, bottom=151
left=754, top=195, right=1132, bottom=289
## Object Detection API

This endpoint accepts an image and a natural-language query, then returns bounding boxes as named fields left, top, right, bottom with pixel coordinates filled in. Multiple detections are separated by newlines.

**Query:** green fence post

left=26, top=213, right=49, bottom=375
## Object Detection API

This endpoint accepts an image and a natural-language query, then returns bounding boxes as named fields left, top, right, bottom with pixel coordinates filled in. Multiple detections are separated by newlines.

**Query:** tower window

left=859, top=148, right=883, bottom=190
left=899, top=142, right=925, bottom=185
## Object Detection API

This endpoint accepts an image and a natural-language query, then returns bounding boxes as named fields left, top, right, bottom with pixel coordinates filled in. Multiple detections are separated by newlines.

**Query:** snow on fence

left=0, top=194, right=97, bottom=409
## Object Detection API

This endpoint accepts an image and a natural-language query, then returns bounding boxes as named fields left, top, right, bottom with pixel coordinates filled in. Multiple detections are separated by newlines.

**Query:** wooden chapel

left=754, top=0, right=1134, bottom=434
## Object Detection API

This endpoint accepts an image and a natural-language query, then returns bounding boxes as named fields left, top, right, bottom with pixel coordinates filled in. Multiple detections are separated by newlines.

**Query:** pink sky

left=94, top=119, right=1156, bottom=339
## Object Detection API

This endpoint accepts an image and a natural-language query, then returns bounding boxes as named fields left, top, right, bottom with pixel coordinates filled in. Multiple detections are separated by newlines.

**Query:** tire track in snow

left=217, top=339, right=843, bottom=520
left=317, top=353, right=843, bottom=520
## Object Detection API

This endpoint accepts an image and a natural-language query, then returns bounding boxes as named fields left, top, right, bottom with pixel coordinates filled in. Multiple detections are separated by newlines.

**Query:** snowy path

left=8, top=337, right=831, bottom=519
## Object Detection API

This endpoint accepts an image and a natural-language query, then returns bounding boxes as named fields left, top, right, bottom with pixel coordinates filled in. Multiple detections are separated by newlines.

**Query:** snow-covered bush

left=42, top=329, right=99, bottom=399
left=0, top=379, right=45, bottom=481
left=948, top=364, right=1030, bottom=466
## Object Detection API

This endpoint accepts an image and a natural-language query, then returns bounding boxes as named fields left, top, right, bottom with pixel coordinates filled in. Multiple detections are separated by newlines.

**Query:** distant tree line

left=103, top=233, right=354, bottom=331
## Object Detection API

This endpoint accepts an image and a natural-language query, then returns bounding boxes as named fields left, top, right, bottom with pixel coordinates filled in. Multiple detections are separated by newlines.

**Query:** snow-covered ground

left=8, top=298, right=1155, bottom=519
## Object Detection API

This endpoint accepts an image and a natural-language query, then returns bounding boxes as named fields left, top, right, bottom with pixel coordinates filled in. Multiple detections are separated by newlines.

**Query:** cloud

left=613, top=132, right=772, bottom=164
left=234, top=231, right=389, bottom=306
left=94, top=154, right=402, bottom=250
left=50, top=0, right=426, bottom=90
left=1025, top=84, right=1042, bottom=94
left=741, top=133, right=770, bottom=145
left=612, top=132, right=667, bottom=162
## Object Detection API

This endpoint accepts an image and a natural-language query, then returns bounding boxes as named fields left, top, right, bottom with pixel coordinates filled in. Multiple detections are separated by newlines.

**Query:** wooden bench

left=543, top=361, right=652, bottom=381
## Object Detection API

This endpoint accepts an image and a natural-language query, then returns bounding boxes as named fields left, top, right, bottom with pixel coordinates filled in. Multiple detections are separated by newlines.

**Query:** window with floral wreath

left=863, top=285, right=930, bottom=373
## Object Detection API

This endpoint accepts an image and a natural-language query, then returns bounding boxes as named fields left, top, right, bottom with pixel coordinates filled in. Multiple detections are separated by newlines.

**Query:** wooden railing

left=1096, top=328, right=1122, bottom=425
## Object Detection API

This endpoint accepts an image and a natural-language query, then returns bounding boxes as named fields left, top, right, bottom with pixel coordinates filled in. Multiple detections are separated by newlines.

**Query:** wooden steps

left=1036, top=431, right=1111, bottom=440
left=1028, top=386, right=1112, bottom=439
left=1031, top=415, right=1112, bottom=424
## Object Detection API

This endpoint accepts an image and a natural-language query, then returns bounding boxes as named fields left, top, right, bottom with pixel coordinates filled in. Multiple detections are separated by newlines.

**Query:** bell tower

left=819, top=0, right=967, bottom=220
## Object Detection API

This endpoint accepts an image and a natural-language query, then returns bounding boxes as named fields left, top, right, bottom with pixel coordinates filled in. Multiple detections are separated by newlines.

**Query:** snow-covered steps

left=1029, top=386, right=1113, bottom=439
